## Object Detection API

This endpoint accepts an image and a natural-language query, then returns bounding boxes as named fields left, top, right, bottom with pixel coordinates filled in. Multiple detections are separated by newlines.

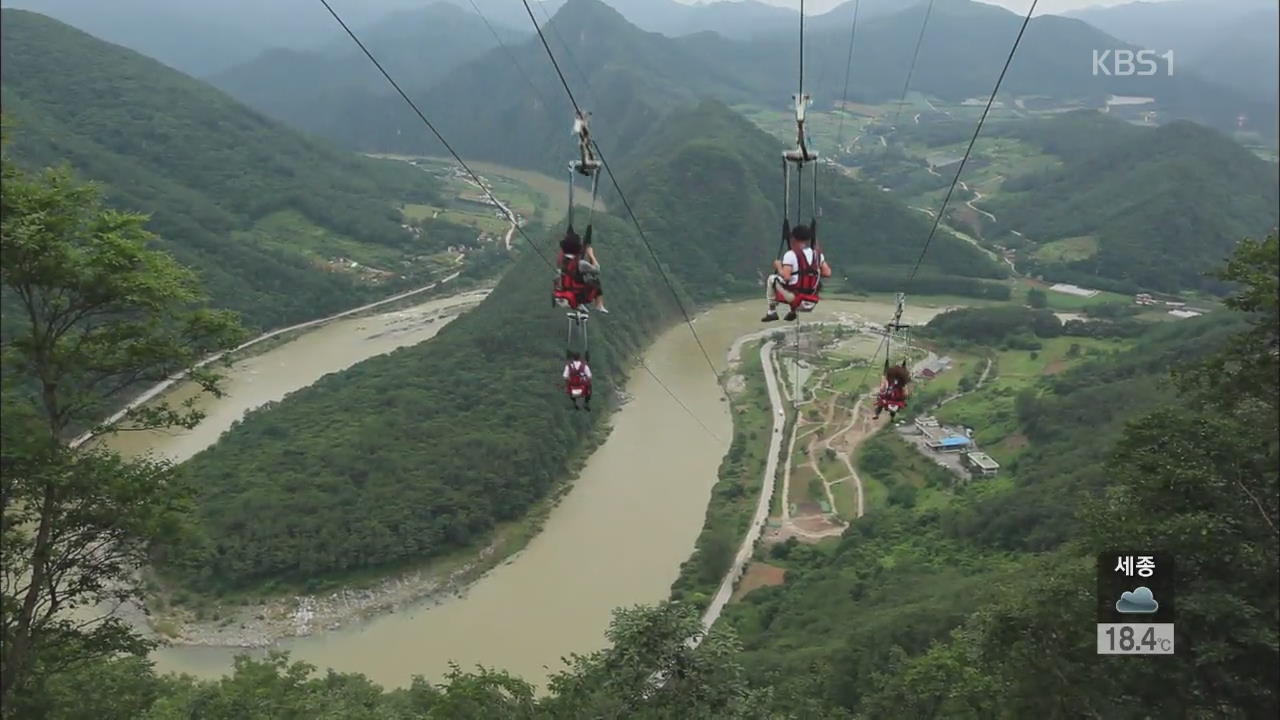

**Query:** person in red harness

left=563, top=351, right=593, bottom=410
left=873, top=362, right=911, bottom=420
left=762, top=223, right=830, bottom=322
left=555, top=226, right=608, bottom=313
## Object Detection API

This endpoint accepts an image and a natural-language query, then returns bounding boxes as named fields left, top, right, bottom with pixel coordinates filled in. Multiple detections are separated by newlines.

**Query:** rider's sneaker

left=784, top=310, right=798, bottom=321
left=596, top=306, right=609, bottom=314
left=761, top=311, right=779, bottom=322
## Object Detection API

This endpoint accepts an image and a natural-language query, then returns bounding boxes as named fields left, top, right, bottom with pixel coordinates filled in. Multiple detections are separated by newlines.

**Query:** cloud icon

left=1116, top=586, right=1159, bottom=614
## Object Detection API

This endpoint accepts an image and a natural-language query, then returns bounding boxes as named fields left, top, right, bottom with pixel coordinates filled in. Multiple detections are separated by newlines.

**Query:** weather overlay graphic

left=1097, top=552, right=1176, bottom=654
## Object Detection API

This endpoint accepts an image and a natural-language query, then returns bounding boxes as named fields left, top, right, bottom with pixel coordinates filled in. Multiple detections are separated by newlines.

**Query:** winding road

left=697, top=340, right=785, bottom=638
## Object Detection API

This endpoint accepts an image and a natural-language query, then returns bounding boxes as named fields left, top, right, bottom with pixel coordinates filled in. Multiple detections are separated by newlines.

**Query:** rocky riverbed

left=142, top=542, right=498, bottom=648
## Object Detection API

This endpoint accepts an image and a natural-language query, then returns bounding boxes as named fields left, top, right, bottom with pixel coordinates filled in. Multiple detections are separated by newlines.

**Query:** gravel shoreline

left=141, top=542, right=498, bottom=648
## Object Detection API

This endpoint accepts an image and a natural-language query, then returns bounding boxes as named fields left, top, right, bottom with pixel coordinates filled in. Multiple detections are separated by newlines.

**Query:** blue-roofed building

left=914, top=416, right=973, bottom=453
left=931, top=435, right=971, bottom=453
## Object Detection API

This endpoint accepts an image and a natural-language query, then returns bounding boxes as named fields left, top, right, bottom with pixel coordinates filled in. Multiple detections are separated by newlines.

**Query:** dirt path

left=773, top=354, right=883, bottom=539
left=937, top=357, right=994, bottom=408
left=967, top=189, right=997, bottom=223
left=823, top=396, right=871, bottom=519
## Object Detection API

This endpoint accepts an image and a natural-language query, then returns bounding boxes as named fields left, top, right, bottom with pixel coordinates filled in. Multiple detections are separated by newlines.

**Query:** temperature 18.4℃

left=1097, top=623, right=1175, bottom=654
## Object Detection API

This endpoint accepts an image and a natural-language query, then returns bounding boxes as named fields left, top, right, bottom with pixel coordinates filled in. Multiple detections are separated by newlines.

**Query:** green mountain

left=988, top=112, right=1280, bottom=293
left=25, top=234, right=1276, bottom=718
left=329, top=0, right=761, bottom=173
left=207, top=2, right=528, bottom=142
left=616, top=100, right=1006, bottom=290
left=0, top=9, right=450, bottom=331
left=0, top=0, right=429, bottom=76
left=158, top=98, right=1002, bottom=592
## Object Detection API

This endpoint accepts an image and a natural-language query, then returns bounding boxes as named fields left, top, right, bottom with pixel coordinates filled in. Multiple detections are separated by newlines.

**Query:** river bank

left=133, top=298, right=952, bottom=688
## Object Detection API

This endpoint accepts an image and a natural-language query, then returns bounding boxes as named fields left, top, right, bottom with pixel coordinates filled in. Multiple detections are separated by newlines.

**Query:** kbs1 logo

left=1093, top=49, right=1174, bottom=76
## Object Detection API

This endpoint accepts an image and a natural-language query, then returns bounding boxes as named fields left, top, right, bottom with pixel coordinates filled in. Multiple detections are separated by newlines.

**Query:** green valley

left=156, top=98, right=998, bottom=596
left=2, top=0, right=1276, bottom=717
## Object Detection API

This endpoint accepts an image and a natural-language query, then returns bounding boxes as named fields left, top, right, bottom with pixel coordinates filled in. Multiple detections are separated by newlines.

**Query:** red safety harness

left=876, top=380, right=908, bottom=411
left=553, top=251, right=598, bottom=309
left=565, top=360, right=591, bottom=396
left=774, top=244, right=823, bottom=310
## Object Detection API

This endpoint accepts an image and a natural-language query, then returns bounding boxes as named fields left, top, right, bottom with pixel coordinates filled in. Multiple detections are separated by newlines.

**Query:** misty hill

left=208, top=2, right=527, bottom=143
left=604, top=0, right=795, bottom=39
left=1178, top=8, right=1279, bottom=109
left=1066, top=0, right=1279, bottom=109
left=989, top=112, right=1279, bottom=293
left=1065, top=0, right=1269, bottom=53
left=0, top=0, right=433, bottom=76
left=782, top=0, right=1272, bottom=132
left=313, top=0, right=761, bottom=172
left=1, top=9, right=446, bottom=330
left=211, top=0, right=1270, bottom=172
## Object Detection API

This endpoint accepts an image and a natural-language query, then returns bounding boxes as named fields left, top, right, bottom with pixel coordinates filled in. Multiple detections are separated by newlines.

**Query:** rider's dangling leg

left=762, top=275, right=796, bottom=322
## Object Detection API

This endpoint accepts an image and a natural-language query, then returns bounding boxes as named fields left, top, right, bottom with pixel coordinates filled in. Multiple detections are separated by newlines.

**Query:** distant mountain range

left=206, top=2, right=528, bottom=144
left=221, top=0, right=1266, bottom=172
left=1066, top=0, right=1278, bottom=108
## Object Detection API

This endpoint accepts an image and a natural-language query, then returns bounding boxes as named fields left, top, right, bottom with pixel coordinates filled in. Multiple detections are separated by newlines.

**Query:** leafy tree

left=543, top=603, right=755, bottom=719
left=1026, top=287, right=1047, bottom=308
left=0, top=157, right=243, bottom=707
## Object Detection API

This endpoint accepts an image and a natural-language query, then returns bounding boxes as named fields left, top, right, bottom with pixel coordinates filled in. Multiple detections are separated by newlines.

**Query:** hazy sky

left=674, top=0, right=1175, bottom=15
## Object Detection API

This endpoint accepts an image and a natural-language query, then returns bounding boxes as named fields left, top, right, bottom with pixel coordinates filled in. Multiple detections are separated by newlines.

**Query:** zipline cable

left=638, top=359, right=722, bottom=442
left=317, top=0, right=554, bottom=271
left=904, top=0, right=1038, bottom=289
left=534, top=0, right=599, bottom=115
left=834, top=0, right=861, bottom=151
left=520, top=0, right=726, bottom=394
left=889, top=0, right=938, bottom=133
left=864, top=0, right=1038, bottom=397
left=466, top=0, right=556, bottom=114
left=319, top=0, right=720, bottom=438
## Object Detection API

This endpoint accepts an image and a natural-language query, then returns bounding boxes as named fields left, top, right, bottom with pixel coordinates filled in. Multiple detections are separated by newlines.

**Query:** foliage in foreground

left=1, top=157, right=243, bottom=709
left=728, top=231, right=1279, bottom=717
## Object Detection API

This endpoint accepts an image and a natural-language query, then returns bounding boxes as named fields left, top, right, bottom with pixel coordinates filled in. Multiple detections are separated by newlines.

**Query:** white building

left=963, top=451, right=1000, bottom=477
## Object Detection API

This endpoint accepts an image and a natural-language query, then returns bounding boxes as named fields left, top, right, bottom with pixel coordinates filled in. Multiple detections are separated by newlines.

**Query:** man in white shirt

left=763, top=224, right=831, bottom=322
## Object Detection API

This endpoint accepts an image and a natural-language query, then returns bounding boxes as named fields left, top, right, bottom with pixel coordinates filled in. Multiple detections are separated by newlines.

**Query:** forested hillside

left=159, top=212, right=678, bottom=591
left=0, top=9, right=449, bottom=330
left=617, top=100, right=1006, bottom=294
left=725, top=234, right=1279, bottom=716
left=989, top=113, right=1279, bottom=292
left=14, top=224, right=1275, bottom=716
